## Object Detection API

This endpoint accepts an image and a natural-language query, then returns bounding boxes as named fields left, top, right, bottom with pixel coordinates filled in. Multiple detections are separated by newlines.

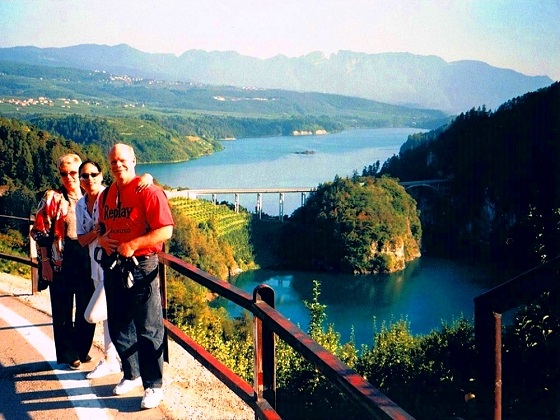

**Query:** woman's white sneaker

left=141, top=387, right=163, bottom=409
left=86, top=359, right=121, bottom=379
left=113, top=376, right=143, bottom=395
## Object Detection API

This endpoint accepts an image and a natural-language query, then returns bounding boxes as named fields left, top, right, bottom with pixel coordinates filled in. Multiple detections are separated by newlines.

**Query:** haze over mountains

left=0, top=44, right=553, bottom=114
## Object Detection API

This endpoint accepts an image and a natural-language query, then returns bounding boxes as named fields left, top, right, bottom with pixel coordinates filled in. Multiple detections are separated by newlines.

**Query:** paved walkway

left=0, top=272, right=252, bottom=420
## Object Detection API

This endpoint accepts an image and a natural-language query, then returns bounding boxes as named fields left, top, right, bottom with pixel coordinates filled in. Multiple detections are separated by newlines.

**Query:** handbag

left=36, top=244, right=53, bottom=292
left=35, top=191, right=63, bottom=291
left=84, top=280, right=108, bottom=323
left=37, top=261, right=50, bottom=291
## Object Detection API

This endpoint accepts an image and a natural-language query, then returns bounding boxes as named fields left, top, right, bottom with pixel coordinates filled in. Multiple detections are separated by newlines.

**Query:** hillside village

left=1, top=96, right=93, bottom=108
left=0, top=95, right=145, bottom=110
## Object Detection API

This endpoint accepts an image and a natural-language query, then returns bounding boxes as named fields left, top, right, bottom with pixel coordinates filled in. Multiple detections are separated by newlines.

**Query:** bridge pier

left=257, top=193, right=263, bottom=219
left=279, top=193, right=284, bottom=222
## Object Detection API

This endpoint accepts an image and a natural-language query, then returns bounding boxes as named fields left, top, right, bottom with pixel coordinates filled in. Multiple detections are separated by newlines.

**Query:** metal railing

left=0, top=214, right=413, bottom=419
left=474, top=256, right=560, bottom=420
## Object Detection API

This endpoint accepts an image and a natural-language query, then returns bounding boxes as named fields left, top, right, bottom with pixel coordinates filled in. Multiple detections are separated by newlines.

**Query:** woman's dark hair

left=79, top=160, right=102, bottom=174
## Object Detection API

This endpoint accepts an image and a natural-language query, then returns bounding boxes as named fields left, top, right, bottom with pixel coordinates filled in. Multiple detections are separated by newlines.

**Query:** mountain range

left=0, top=44, right=554, bottom=114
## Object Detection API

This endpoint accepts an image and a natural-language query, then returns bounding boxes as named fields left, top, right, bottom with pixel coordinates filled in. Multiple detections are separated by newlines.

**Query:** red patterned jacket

left=30, top=188, right=69, bottom=271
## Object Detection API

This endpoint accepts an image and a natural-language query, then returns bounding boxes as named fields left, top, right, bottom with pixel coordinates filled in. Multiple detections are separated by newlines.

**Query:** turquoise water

left=221, top=257, right=499, bottom=347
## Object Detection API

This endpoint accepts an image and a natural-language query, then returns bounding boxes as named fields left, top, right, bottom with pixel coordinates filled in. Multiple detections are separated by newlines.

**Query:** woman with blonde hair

left=31, top=153, right=95, bottom=369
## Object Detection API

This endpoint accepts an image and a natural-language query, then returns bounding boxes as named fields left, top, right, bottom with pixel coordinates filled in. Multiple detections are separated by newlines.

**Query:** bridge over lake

left=165, top=179, right=448, bottom=220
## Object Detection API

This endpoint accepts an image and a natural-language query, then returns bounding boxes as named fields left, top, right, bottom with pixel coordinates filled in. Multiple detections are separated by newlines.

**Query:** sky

left=0, top=0, right=558, bottom=81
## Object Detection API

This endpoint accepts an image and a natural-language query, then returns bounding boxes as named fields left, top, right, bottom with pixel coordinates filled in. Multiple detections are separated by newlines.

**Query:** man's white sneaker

left=141, top=387, right=164, bottom=409
left=86, top=359, right=121, bottom=379
left=113, top=376, right=143, bottom=395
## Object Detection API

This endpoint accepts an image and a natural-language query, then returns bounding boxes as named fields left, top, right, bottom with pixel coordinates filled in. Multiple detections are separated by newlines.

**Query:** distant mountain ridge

left=0, top=44, right=553, bottom=114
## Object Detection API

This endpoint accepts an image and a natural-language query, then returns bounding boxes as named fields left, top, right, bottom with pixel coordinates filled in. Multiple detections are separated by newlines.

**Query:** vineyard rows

left=170, top=197, right=250, bottom=237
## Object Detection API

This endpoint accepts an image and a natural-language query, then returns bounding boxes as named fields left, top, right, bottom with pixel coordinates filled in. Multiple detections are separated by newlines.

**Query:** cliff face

left=366, top=228, right=422, bottom=274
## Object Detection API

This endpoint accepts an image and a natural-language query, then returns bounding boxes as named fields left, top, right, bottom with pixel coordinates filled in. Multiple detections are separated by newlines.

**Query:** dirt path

left=0, top=272, right=252, bottom=419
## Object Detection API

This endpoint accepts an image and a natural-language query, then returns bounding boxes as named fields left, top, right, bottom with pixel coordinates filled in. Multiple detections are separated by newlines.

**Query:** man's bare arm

left=117, top=225, right=173, bottom=257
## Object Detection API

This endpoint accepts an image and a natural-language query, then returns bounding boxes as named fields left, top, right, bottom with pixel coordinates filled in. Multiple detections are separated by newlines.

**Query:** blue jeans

left=104, top=254, right=164, bottom=389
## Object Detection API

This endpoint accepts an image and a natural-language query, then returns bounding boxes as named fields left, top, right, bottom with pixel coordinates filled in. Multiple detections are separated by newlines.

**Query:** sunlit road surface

left=0, top=293, right=168, bottom=420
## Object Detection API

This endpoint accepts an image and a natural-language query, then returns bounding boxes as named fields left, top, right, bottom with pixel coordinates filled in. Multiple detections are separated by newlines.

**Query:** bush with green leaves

left=167, top=272, right=255, bottom=380
left=274, top=280, right=365, bottom=419
left=356, top=317, right=478, bottom=419
left=0, top=228, right=31, bottom=277
left=501, top=291, right=560, bottom=419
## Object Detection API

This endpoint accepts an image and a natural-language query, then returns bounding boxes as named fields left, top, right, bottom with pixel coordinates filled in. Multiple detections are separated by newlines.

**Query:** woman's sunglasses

left=80, top=172, right=101, bottom=180
left=60, top=171, right=78, bottom=178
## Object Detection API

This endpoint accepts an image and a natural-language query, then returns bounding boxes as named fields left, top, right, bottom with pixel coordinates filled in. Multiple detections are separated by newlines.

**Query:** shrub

left=356, top=318, right=478, bottom=419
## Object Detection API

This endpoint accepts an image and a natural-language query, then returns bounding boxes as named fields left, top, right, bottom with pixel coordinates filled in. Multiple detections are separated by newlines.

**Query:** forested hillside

left=169, top=198, right=254, bottom=279
left=370, top=82, right=560, bottom=269
left=29, top=114, right=222, bottom=163
left=0, top=58, right=451, bottom=170
left=0, top=116, right=102, bottom=214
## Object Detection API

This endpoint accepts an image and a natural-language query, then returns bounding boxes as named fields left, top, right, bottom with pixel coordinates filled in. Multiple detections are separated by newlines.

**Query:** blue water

left=222, top=257, right=499, bottom=347
left=138, top=128, right=420, bottom=215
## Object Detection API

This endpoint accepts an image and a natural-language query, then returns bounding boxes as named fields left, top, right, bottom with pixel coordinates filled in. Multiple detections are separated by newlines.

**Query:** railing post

left=474, top=295, right=503, bottom=420
left=29, top=213, right=38, bottom=294
left=253, top=284, right=276, bottom=415
left=493, top=312, right=502, bottom=420
left=474, top=296, right=493, bottom=416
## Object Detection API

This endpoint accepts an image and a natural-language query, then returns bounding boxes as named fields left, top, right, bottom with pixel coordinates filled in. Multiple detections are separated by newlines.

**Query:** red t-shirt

left=99, top=177, right=174, bottom=256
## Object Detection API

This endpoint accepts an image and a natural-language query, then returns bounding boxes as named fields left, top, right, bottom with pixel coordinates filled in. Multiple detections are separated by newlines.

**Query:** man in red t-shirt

left=98, top=143, right=173, bottom=410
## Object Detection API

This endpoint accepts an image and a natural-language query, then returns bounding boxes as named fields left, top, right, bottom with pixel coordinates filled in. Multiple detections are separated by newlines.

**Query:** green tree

left=282, top=175, right=421, bottom=273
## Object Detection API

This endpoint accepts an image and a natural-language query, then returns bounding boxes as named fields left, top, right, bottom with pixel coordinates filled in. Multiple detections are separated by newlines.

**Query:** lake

left=221, top=257, right=500, bottom=347
left=138, top=128, right=502, bottom=346
left=137, top=128, right=419, bottom=216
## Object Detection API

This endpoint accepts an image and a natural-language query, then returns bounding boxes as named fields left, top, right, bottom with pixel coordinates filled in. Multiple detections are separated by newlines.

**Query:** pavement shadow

left=0, top=360, right=146, bottom=416
left=0, top=361, right=32, bottom=419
